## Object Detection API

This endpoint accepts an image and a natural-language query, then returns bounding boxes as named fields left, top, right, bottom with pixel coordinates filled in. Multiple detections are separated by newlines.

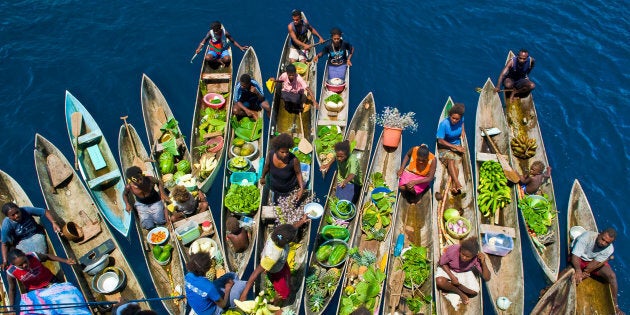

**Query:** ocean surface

left=1, top=0, right=628, bottom=313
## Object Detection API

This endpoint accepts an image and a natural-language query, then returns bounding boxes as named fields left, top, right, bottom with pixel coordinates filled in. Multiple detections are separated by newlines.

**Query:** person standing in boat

left=1, top=202, right=60, bottom=270
left=436, top=103, right=465, bottom=195
left=313, top=27, right=354, bottom=80
left=397, top=144, right=436, bottom=204
left=233, top=73, right=270, bottom=119
left=321, top=140, right=363, bottom=204
left=288, top=9, right=325, bottom=63
left=571, top=228, right=624, bottom=315
left=195, top=21, right=248, bottom=69
left=123, top=166, right=169, bottom=230
left=494, top=49, right=536, bottom=102
left=270, top=64, right=318, bottom=114
left=260, top=133, right=305, bottom=204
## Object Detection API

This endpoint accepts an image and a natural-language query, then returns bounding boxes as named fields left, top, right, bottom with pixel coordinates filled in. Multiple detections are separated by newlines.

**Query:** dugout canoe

left=33, top=134, right=147, bottom=312
left=503, top=50, right=560, bottom=282
left=315, top=61, right=350, bottom=176
left=220, top=47, right=263, bottom=278
left=432, top=96, right=482, bottom=315
left=117, top=123, right=186, bottom=315
left=335, top=130, right=401, bottom=315
left=567, top=179, right=616, bottom=314
left=189, top=39, right=233, bottom=193
left=530, top=268, right=576, bottom=314
left=474, top=78, right=524, bottom=314
left=65, top=91, right=131, bottom=237
left=304, top=92, right=376, bottom=315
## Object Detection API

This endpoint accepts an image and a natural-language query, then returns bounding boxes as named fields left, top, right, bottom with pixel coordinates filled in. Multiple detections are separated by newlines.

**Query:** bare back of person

left=227, top=229, right=249, bottom=253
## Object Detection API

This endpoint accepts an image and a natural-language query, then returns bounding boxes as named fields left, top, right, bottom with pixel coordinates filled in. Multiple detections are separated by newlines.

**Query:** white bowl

left=96, top=271, right=119, bottom=294
left=189, top=237, right=219, bottom=258
left=147, top=226, right=169, bottom=245
left=230, top=141, right=259, bottom=159
left=304, top=202, right=324, bottom=219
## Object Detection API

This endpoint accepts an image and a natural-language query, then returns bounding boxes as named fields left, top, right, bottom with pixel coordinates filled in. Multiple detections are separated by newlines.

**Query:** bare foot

left=451, top=185, right=462, bottom=195
left=459, top=293, right=470, bottom=305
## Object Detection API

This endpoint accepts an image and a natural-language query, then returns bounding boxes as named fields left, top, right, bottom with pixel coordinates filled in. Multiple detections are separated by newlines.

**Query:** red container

left=325, top=79, right=346, bottom=93
left=203, top=93, right=226, bottom=109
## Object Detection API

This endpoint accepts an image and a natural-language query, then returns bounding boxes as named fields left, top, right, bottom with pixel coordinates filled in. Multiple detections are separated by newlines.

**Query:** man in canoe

left=195, top=21, right=248, bottom=69
left=313, top=27, right=354, bottom=80
left=288, top=9, right=325, bottom=63
left=494, top=49, right=536, bottom=102
left=571, top=227, right=624, bottom=315
left=123, top=166, right=169, bottom=230
left=233, top=73, right=270, bottom=119
left=271, top=64, right=317, bottom=114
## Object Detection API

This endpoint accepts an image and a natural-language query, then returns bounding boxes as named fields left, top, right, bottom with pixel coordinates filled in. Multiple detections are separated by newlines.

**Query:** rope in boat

left=0, top=295, right=185, bottom=313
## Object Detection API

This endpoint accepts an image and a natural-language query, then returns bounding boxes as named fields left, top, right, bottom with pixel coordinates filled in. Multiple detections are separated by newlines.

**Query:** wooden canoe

left=117, top=123, right=186, bottom=315
left=33, top=134, right=147, bottom=312
left=190, top=43, right=233, bottom=193
left=432, top=96, right=482, bottom=315
left=503, top=50, right=560, bottom=282
left=383, top=189, right=434, bottom=314
left=530, top=268, right=576, bottom=314
left=65, top=91, right=132, bottom=237
left=335, top=130, right=401, bottom=315
left=304, top=92, right=376, bottom=315
left=220, top=47, right=263, bottom=278
left=315, top=61, right=350, bottom=176
left=567, top=179, right=616, bottom=314
left=474, top=78, right=524, bottom=314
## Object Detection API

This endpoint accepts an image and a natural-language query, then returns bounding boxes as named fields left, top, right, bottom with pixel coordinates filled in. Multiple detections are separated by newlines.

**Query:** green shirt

left=336, top=154, right=361, bottom=185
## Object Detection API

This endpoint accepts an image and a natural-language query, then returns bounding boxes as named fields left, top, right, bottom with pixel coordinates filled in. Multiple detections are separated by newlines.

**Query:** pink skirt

left=399, top=170, right=430, bottom=194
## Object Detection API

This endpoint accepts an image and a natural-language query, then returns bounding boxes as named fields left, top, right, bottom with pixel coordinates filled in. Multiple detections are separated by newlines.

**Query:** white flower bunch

left=374, top=107, right=418, bottom=132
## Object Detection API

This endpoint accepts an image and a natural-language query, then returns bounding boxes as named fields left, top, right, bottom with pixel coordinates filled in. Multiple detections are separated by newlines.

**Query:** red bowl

left=325, top=80, right=346, bottom=93
left=205, top=136, right=224, bottom=153
left=203, top=93, right=226, bottom=109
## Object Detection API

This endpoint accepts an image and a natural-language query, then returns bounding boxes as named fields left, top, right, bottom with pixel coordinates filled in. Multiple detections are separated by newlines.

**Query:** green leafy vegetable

left=519, top=194, right=555, bottom=235
left=324, top=93, right=343, bottom=103
left=401, top=244, right=431, bottom=288
left=224, top=184, right=260, bottom=214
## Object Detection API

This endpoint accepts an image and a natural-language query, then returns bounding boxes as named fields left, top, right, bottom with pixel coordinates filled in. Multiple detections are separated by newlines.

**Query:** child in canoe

left=519, top=160, right=551, bottom=195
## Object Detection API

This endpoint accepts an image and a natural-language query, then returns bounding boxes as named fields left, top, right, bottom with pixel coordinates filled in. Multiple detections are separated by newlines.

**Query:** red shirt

left=7, top=252, right=54, bottom=291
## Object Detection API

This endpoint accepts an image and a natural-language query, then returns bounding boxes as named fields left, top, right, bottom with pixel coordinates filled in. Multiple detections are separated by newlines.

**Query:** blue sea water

left=1, top=0, right=628, bottom=313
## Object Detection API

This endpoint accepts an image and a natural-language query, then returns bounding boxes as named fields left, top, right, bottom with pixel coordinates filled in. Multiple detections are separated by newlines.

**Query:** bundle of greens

left=224, top=184, right=260, bottom=214
left=339, top=266, right=386, bottom=315
left=518, top=194, right=555, bottom=235
left=314, top=126, right=343, bottom=165
left=197, top=107, right=227, bottom=141
left=401, top=245, right=431, bottom=288
left=231, top=116, right=263, bottom=141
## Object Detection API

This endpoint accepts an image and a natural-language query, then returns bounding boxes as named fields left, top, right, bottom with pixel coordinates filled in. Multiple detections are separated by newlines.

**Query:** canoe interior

left=474, top=79, right=524, bottom=315
left=530, top=268, right=576, bottom=314
left=33, top=135, right=148, bottom=312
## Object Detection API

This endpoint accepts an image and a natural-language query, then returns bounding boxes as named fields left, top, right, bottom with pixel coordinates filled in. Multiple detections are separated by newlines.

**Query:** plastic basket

left=370, top=187, right=392, bottom=204
left=230, top=172, right=257, bottom=186
left=316, top=239, right=349, bottom=268
left=482, top=232, right=514, bottom=256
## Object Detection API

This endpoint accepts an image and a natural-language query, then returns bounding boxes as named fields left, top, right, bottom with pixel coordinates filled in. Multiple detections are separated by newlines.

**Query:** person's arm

left=527, top=57, right=535, bottom=75
left=260, top=152, right=272, bottom=185
left=397, top=148, right=413, bottom=177
left=8, top=273, right=16, bottom=308
left=519, top=174, right=533, bottom=185
left=240, top=264, right=265, bottom=301
left=197, top=191, right=209, bottom=213
left=304, top=86, right=318, bottom=108
left=123, top=184, right=133, bottom=212
left=288, top=24, right=308, bottom=50
left=196, top=30, right=212, bottom=54
left=225, top=31, right=247, bottom=51
left=40, top=252, right=75, bottom=266
left=307, top=24, right=325, bottom=43
left=415, top=158, right=437, bottom=184
left=1, top=242, right=8, bottom=270
left=293, top=214, right=310, bottom=229
left=293, top=158, right=305, bottom=201
left=215, top=278, right=235, bottom=309
left=346, top=43, right=354, bottom=67
left=153, top=177, right=168, bottom=201
left=477, top=253, right=491, bottom=281
left=340, top=156, right=358, bottom=187
left=441, top=263, right=460, bottom=286
left=494, top=60, right=513, bottom=92
left=43, top=209, right=61, bottom=234
left=437, top=138, right=464, bottom=153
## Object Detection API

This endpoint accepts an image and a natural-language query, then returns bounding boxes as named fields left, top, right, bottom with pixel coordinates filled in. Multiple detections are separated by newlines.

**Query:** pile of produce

left=232, top=140, right=257, bottom=158
left=305, top=266, right=342, bottom=312
left=518, top=194, right=555, bottom=236
left=324, top=93, right=345, bottom=114
left=330, top=198, right=356, bottom=220
left=231, top=116, right=263, bottom=142
left=321, top=225, right=350, bottom=241
left=195, top=153, right=219, bottom=180
left=400, top=245, right=432, bottom=312
left=152, top=244, right=172, bottom=263
left=234, top=291, right=281, bottom=315
left=315, top=240, right=349, bottom=267
left=339, top=256, right=386, bottom=315
left=197, top=107, right=227, bottom=142
left=511, top=134, right=537, bottom=159
left=224, top=184, right=260, bottom=214
left=361, top=172, right=395, bottom=241
left=477, top=161, right=512, bottom=219
left=314, top=126, right=343, bottom=166
left=445, top=216, right=470, bottom=239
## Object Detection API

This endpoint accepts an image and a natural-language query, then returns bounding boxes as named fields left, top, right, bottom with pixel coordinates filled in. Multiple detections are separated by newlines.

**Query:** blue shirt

left=233, top=79, right=264, bottom=103
left=436, top=116, right=464, bottom=145
left=1, top=207, right=45, bottom=244
left=185, top=272, right=221, bottom=315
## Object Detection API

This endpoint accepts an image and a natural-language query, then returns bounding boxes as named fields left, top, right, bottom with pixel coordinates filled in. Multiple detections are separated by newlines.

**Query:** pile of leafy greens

left=314, top=126, right=343, bottom=158
left=197, top=107, right=227, bottom=142
left=339, top=266, right=386, bottom=315
left=231, top=116, right=263, bottom=141
left=518, top=194, right=555, bottom=235
left=224, top=184, right=260, bottom=214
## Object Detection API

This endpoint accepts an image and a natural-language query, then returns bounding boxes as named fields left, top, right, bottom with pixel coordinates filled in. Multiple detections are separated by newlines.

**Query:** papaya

left=163, top=244, right=173, bottom=252
left=152, top=245, right=163, bottom=259
left=316, top=244, right=333, bottom=262
left=158, top=250, right=171, bottom=262
left=322, top=226, right=350, bottom=241
left=327, top=244, right=348, bottom=266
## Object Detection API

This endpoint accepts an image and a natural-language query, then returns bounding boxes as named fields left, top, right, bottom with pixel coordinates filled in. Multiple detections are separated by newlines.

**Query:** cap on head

left=125, top=166, right=143, bottom=183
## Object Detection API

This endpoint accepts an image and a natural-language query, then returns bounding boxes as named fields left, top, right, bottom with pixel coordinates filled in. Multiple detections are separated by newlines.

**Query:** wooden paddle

left=297, top=111, right=313, bottom=154
left=480, top=127, right=520, bottom=184
left=71, top=112, right=83, bottom=170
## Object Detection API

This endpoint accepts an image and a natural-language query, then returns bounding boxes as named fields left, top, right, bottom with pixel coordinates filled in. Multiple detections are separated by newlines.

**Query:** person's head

left=334, top=140, right=351, bottom=163
left=291, top=9, right=302, bottom=24
left=517, top=49, right=529, bottom=63
left=226, top=216, right=242, bottom=235
left=415, top=144, right=430, bottom=162
left=529, top=161, right=545, bottom=175
left=271, top=224, right=297, bottom=247
left=116, top=302, right=141, bottom=315
left=285, top=64, right=297, bottom=82
left=272, top=133, right=295, bottom=159
left=350, top=306, right=371, bottom=315
left=125, top=166, right=144, bottom=185
left=170, top=185, right=192, bottom=203
left=8, top=248, right=28, bottom=268
left=187, top=252, right=212, bottom=276
left=458, top=237, right=480, bottom=262
left=596, top=228, right=616, bottom=249
left=447, top=103, right=465, bottom=125
left=330, top=27, right=342, bottom=44
left=2, top=202, right=22, bottom=222
left=211, top=21, right=222, bottom=33
left=239, top=74, right=252, bottom=90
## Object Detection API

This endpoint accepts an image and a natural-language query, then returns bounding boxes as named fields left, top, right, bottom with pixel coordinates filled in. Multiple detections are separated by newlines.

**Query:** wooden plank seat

left=87, top=170, right=121, bottom=190
left=77, top=130, right=102, bottom=149
left=201, top=73, right=231, bottom=82
left=86, top=145, right=107, bottom=170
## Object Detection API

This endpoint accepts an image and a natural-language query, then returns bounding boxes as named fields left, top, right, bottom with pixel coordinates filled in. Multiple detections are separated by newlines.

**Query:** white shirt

left=571, top=231, right=613, bottom=262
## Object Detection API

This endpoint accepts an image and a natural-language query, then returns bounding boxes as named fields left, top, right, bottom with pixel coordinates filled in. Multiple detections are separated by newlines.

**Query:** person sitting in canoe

left=233, top=73, right=270, bottom=119
left=518, top=160, right=551, bottom=195
left=260, top=133, right=305, bottom=204
left=571, top=227, right=624, bottom=315
left=313, top=27, right=354, bottom=80
left=270, top=64, right=317, bottom=114
left=436, top=102, right=466, bottom=194
left=494, top=49, right=536, bottom=102
left=167, top=185, right=209, bottom=223
left=239, top=216, right=309, bottom=306
left=436, top=237, right=490, bottom=307
left=123, top=166, right=169, bottom=230
left=225, top=216, right=249, bottom=254
left=397, top=144, right=436, bottom=204
left=322, top=140, right=362, bottom=204
left=195, top=21, right=248, bottom=69
left=288, top=9, right=325, bottom=63
left=185, top=252, right=247, bottom=315
left=1, top=202, right=61, bottom=270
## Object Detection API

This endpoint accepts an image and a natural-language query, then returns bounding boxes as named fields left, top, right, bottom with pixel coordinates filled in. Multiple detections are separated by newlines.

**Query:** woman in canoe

left=322, top=140, right=362, bottom=204
left=397, top=144, right=436, bottom=204
left=436, top=103, right=466, bottom=194
left=1, top=202, right=60, bottom=269
left=435, top=237, right=490, bottom=307
left=260, top=133, right=305, bottom=204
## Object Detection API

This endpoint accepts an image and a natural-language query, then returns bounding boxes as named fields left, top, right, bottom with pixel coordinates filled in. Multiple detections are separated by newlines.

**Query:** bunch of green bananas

left=511, top=134, right=537, bottom=159
left=477, top=161, right=511, bottom=217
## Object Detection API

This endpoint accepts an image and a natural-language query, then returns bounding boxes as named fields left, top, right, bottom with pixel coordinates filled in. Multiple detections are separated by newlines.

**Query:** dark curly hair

left=448, top=103, right=465, bottom=117
left=226, top=216, right=242, bottom=234
left=271, top=224, right=297, bottom=247
left=187, top=252, right=212, bottom=276
left=416, top=144, right=430, bottom=159
left=272, top=133, right=295, bottom=151
left=2, top=202, right=19, bottom=216
left=170, top=185, right=192, bottom=203
left=334, top=140, right=351, bottom=156
left=459, top=237, right=479, bottom=256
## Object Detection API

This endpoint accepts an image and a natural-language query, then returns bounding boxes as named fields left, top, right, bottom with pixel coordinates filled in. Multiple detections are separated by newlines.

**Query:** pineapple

left=205, top=267, right=216, bottom=280
left=215, top=267, right=226, bottom=278
left=308, top=291, right=326, bottom=312
left=360, top=250, right=377, bottom=266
